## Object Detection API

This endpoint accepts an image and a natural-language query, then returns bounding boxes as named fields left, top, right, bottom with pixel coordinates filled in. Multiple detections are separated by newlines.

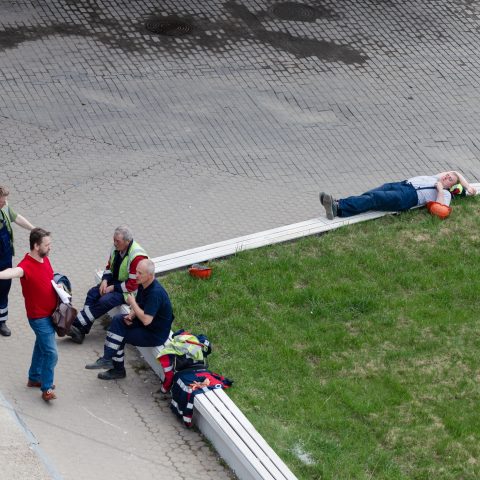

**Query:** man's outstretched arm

left=14, top=215, right=35, bottom=230
left=0, top=267, right=24, bottom=280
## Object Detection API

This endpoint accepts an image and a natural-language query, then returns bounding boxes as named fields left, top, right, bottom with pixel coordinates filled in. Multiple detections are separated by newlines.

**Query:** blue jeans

left=28, top=317, right=58, bottom=391
left=338, top=181, right=419, bottom=217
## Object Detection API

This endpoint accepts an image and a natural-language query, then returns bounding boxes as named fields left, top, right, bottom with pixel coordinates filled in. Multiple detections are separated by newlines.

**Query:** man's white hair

left=114, top=225, right=133, bottom=242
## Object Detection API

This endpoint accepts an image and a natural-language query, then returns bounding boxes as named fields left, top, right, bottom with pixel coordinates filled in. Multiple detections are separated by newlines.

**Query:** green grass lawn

left=162, top=196, right=480, bottom=480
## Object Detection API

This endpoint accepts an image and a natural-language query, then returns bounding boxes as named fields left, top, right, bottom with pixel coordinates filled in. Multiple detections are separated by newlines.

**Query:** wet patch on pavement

left=0, top=0, right=366, bottom=65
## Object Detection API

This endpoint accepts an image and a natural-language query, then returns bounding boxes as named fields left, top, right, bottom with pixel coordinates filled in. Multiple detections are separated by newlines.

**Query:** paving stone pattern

left=1, top=0, right=480, bottom=478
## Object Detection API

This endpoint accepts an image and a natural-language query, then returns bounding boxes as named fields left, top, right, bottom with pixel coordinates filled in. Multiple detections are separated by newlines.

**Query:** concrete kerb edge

left=94, top=186, right=480, bottom=478
left=0, top=390, right=64, bottom=480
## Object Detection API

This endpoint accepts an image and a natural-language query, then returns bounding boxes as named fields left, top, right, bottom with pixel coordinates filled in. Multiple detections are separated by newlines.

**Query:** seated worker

left=320, top=171, right=477, bottom=219
left=85, top=259, right=174, bottom=380
left=68, top=226, right=148, bottom=344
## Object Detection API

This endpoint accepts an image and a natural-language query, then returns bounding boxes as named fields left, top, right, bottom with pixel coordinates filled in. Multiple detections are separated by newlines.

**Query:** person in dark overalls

left=0, top=186, right=35, bottom=337
left=84, top=259, right=174, bottom=380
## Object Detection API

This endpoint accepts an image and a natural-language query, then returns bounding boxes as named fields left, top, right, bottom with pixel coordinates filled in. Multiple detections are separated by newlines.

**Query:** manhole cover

left=145, top=17, right=192, bottom=36
left=270, top=2, right=318, bottom=21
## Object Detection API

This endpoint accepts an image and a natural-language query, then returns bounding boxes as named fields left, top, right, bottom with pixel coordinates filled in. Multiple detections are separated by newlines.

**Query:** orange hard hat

left=188, top=264, right=212, bottom=279
left=426, top=201, right=452, bottom=219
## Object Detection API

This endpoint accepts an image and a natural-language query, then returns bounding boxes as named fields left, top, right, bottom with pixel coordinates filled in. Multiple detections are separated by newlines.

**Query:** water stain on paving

left=268, top=1, right=336, bottom=21
left=0, top=25, right=87, bottom=51
left=0, top=0, right=366, bottom=64
left=219, top=1, right=365, bottom=63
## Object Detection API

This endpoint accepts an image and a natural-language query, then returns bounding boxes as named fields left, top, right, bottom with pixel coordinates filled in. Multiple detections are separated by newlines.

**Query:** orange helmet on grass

left=426, top=201, right=452, bottom=219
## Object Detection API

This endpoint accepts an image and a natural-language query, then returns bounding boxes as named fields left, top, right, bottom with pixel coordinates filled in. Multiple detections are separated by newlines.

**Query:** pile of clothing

left=156, top=329, right=233, bottom=427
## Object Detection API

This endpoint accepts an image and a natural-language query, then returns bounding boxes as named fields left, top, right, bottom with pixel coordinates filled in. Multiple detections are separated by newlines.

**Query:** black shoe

left=323, top=194, right=338, bottom=220
left=85, top=357, right=113, bottom=370
left=67, top=325, right=85, bottom=344
left=0, top=323, right=11, bottom=337
left=98, top=368, right=126, bottom=380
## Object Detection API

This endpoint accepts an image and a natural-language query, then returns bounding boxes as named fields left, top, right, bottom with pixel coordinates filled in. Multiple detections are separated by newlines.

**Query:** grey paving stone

left=1, top=0, right=480, bottom=477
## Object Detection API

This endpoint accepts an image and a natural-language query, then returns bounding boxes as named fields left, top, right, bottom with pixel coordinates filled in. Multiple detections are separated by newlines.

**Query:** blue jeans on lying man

left=338, top=181, right=419, bottom=217
left=28, top=317, right=58, bottom=392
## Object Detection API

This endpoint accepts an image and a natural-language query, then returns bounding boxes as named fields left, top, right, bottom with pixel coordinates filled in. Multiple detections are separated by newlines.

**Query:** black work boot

left=67, top=325, right=85, bottom=344
left=0, top=322, right=11, bottom=337
left=85, top=357, right=113, bottom=370
left=98, top=368, right=126, bottom=380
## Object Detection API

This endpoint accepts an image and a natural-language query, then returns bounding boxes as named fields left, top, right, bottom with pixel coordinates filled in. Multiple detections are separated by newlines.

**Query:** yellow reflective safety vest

left=157, top=331, right=209, bottom=362
left=108, top=240, right=148, bottom=300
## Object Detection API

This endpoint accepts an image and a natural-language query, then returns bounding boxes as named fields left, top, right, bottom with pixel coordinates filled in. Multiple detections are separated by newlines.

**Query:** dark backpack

left=171, top=329, right=212, bottom=372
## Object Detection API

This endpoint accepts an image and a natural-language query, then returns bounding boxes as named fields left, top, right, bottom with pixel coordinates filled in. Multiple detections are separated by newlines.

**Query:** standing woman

left=0, top=186, right=35, bottom=336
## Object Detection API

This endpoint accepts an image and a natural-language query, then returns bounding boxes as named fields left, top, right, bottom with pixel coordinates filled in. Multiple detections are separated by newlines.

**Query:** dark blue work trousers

left=0, top=268, right=11, bottom=325
left=0, top=223, right=13, bottom=325
left=338, top=182, right=418, bottom=217
left=103, top=314, right=167, bottom=370
left=73, top=286, right=125, bottom=334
